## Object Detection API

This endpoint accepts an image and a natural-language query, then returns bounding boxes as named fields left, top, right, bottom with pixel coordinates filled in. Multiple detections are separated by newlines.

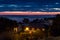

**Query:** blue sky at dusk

left=0, top=0, right=60, bottom=12
left=0, top=0, right=59, bottom=22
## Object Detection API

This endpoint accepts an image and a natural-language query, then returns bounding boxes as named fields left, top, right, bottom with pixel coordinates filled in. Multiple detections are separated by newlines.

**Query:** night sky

left=0, top=0, right=59, bottom=22
left=0, top=0, right=60, bottom=12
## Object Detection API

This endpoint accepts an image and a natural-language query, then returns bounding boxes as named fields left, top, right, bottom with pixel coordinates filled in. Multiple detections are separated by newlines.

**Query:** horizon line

left=0, top=11, right=60, bottom=15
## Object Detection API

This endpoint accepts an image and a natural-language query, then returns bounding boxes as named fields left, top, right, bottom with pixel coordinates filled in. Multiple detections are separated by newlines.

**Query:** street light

left=24, top=27, right=30, bottom=31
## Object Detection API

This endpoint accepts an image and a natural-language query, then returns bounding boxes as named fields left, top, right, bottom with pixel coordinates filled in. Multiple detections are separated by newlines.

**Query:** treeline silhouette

left=0, top=17, right=18, bottom=32
left=0, top=14, right=60, bottom=37
left=51, top=14, right=60, bottom=36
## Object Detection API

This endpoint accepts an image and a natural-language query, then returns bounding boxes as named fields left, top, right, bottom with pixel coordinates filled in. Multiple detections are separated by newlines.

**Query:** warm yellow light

left=25, top=27, right=29, bottom=31
left=36, top=28, right=40, bottom=31
left=31, top=28, right=36, bottom=32
left=42, top=28, right=45, bottom=31
left=29, top=31, right=32, bottom=34
left=14, top=27, right=18, bottom=32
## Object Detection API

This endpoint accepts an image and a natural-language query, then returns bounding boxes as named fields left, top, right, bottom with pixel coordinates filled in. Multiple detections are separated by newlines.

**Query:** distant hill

left=0, top=15, right=55, bottom=22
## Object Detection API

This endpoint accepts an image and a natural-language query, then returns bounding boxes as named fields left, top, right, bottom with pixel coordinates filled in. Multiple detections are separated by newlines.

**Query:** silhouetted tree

left=18, top=22, right=24, bottom=32
left=22, top=18, right=30, bottom=27
left=30, top=18, right=44, bottom=28
left=51, top=14, right=60, bottom=36
left=23, top=18, right=29, bottom=24
left=0, top=17, right=18, bottom=32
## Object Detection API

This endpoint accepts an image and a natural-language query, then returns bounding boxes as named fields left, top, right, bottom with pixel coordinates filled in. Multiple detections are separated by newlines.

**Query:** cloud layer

left=0, top=2, right=60, bottom=12
left=0, top=11, right=60, bottom=15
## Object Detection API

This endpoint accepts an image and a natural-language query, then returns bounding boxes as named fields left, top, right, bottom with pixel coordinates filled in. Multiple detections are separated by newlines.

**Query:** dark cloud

left=0, top=0, right=59, bottom=4
left=0, top=0, right=59, bottom=12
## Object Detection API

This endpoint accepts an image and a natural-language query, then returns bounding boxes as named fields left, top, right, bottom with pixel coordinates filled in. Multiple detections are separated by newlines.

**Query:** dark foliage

left=0, top=17, right=18, bottom=32
left=51, top=14, right=60, bottom=36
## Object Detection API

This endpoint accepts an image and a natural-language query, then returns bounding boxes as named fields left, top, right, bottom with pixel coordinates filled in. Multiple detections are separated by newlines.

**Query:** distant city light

left=24, top=27, right=30, bottom=31
left=36, top=28, right=40, bottom=31
left=29, top=31, right=32, bottom=34
left=31, top=28, right=36, bottom=32
left=14, top=27, right=18, bottom=32
left=42, top=28, right=45, bottom=31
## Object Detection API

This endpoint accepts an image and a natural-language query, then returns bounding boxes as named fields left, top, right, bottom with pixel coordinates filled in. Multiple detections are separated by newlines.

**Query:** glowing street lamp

left=24, top=27, right=30, bottom=31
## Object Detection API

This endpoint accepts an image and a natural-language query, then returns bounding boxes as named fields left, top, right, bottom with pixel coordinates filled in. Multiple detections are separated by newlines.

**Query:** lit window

left=14, top=27, right=18, bottom=32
